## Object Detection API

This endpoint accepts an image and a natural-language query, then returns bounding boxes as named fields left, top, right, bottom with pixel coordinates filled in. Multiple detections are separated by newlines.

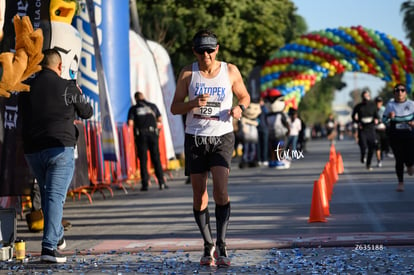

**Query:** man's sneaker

left=274, top=160, right=290, bottom=170
left=200, top=245, right=215, bottom=266
left=214, top=244, right=230, bottom=267
left=159, top=183, right=169, bottom=190
left=57, top=237, right=66, bottom=250
left=41, top=247, right=67, bottom=263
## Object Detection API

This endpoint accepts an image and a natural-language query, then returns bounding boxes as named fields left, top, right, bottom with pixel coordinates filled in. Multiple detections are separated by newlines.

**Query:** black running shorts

left=184, top=132, right=235, bottom=176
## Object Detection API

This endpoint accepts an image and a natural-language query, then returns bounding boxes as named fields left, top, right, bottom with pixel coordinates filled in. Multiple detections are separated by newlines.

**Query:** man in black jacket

left=128, top=92, right=168, bottom=191
left=352, top=90, right=379, bottom=170
left=23, top=49, right=93, bottom=263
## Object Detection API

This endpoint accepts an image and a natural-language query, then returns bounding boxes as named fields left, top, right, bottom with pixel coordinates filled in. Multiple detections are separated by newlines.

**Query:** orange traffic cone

left=329, top=159, right=339, bottom=184
left=329, top=143, right=337, bottom=161
left=318, top=174, right=330, bottom=216
left=323, top=164, right=333, bottom=200
left=308, top=180, right=327, bottom=223
left=337, top=152, right=344, bottom=174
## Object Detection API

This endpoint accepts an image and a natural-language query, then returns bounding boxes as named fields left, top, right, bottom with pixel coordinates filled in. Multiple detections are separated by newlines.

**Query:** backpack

left=239, top=120, right=258, bottom=143
left=267, top=112, right=288, bottom=139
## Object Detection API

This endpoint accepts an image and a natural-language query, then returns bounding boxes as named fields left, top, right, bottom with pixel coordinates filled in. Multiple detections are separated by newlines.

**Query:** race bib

left=395, top=122, right=410, bottom=130
left=361, top=117, right=373, bottom=124
left=193, top=101, right=221, bottom=120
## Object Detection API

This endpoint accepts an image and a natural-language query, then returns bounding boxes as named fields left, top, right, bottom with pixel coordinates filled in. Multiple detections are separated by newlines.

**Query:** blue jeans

left=25, top=147, right=75, bottom=249
left=257, top=129, right=269, bottom=162
left=286, top=135, right=299, bottom=151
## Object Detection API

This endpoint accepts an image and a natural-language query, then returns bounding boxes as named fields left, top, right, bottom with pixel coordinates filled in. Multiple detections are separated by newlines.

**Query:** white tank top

left=185, top=62, right=234, bottom=136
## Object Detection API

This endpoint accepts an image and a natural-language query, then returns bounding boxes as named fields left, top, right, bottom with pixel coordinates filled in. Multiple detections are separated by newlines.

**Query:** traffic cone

left=328, top=159, right=339, bottom=184
left=337, top=152, right=344, bottom=174
left=323, top=164, right=333, bottom=200
left=308, top=180, right=327, bottom=223
left=318, top=174, right=330, bottom=216
left=329, top=143, right=337, bottom=161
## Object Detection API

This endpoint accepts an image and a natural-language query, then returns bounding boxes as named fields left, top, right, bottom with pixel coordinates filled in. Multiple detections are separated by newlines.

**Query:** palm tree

left=401, top=0, right=414, bottom=48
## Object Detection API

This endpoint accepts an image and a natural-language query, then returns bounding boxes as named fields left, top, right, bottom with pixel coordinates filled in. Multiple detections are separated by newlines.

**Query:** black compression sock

left=215, top=202, right=231, bottom=246
left=193, top=208, right=214, bottom=246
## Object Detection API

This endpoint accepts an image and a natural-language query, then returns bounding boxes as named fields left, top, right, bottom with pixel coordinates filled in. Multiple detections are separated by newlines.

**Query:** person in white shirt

left=170, top=29, right=250, bottom=267
left=286, top=108, right=302, bottom=153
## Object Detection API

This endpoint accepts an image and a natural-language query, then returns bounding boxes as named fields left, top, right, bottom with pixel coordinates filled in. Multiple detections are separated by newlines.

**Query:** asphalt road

left=14, top=136, right=414, bottom=255
left=3, top=136, right=414, bottom=274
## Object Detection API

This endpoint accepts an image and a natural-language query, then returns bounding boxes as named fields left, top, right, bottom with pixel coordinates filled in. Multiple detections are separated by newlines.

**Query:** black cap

left=375, top=96, right=383, bottom=102
left=193, top=36, right=217, bottom=51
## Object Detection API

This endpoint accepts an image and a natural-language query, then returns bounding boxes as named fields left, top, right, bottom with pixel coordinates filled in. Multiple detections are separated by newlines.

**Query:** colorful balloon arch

left=260, top=26, right=414, bottom=110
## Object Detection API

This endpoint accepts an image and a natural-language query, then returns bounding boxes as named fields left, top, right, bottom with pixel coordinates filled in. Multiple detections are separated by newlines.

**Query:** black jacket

left=127, top=100, right=161, bottom=131
left=352, top=100, right=378, bottom=129
left=22, top=68, right=93, bottom=153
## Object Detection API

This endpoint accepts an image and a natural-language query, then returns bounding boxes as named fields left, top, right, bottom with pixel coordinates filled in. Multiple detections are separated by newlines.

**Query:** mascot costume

left=0, top=2, right=44, bottom=209
left=0, top=15, right=43, bottom=97
left=266, top=96, right=291, bottom=169
left=238, top=102, right=261, bottom=169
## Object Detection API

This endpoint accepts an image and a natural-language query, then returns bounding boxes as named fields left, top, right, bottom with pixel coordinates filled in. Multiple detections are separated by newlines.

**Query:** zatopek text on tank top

left=185, top=62, right=234, bottom=137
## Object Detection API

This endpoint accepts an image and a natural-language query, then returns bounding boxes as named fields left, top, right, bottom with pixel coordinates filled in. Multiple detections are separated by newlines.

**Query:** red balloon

left=268, top=89, right=282, bottom=97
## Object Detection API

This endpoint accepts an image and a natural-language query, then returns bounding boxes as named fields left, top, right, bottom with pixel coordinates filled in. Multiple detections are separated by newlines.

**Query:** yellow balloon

left=262, top=67, right=271, bottom=75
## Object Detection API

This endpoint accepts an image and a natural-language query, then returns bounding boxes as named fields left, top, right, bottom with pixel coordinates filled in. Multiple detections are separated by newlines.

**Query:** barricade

left=67, top=121, right=177, bottom=201
left=68, top=121, right=93, bottom=204
left=83, top=121, right=113, bottom=202
left=123, top=124, right=137, bottom=180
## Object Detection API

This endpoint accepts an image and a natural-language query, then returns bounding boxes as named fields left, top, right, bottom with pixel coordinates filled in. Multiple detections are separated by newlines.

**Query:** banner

left=75, top=0, right=120, bottom=161
left=147, top=41, right=184, bottom=155
left=0, top=0, right=51, bottom=196
left=129, top=31, right=176, bottom=159
left=100, top=0, right=130, bottom=122
left=69, top=121, right=89, bottom=191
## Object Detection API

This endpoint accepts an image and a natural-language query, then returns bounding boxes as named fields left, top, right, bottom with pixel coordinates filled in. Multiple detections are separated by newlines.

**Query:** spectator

left=22, top=49, right=93, bottom=263
left=257, top=97, right=269, bottom=166
left=127, top=92, right=168, bottom=191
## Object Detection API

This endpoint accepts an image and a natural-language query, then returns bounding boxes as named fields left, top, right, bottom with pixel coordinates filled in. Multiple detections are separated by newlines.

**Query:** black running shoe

left=41, top=247, right=67, bottom=263
left=159, top=183, right=169, bottom=190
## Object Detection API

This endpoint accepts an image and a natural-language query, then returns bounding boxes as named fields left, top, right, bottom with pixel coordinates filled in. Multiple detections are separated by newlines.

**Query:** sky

left=292, top=0, right=409, bottom=106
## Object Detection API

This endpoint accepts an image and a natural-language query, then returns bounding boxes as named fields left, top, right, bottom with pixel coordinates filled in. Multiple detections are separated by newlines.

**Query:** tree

left=134, top=0, right=345, bottom=122
left=298, top=74, right=346, bottom=125
left=401, top=0, right=414, bottom=48
left=135, top=0, right=305, bottom=79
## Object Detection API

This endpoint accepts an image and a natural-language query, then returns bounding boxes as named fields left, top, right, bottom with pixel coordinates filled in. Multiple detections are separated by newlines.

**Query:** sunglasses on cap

left=194, top=47, right=216, bottom=55
left=394, top=88, right=406, bottom=93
